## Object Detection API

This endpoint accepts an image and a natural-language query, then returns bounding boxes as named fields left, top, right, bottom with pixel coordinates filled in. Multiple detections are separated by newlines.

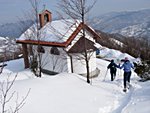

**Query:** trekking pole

left=103, top=69, right=108, bottom=81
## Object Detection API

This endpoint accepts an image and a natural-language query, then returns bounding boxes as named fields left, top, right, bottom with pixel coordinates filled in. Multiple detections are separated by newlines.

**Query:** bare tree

left=0, top=74, right=30, bottom=113
left=18, top=0, right=48, bottom=77
left=27, top=0, right=43, bottom=77
left=57, top=0, right=97, bottom=83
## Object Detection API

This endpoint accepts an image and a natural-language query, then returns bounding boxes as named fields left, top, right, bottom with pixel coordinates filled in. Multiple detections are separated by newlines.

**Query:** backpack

left=111, top=64, right=117, bottom=72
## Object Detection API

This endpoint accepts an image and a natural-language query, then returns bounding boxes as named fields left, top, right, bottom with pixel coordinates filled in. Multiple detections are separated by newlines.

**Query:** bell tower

left=39, top=9, right=52, bottom=28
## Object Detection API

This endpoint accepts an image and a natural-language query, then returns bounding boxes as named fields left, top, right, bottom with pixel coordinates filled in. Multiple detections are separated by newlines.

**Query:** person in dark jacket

left=120, top=57, right=134, bottom=91
left=107, top=59, right=118, bottom=81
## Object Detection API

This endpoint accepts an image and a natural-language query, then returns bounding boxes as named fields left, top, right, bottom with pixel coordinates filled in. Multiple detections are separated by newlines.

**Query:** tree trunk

left=69, top=55, right=74, bottom=73
left=81, top=1, right=90, bottom=83
left=85, top=54, right=90, bottom=83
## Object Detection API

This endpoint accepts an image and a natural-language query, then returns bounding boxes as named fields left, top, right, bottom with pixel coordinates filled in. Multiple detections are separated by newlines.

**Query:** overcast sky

left=0, top=0, right=150, bottom=24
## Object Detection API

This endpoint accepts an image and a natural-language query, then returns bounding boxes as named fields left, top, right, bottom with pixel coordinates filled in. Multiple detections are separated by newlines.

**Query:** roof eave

left=16, top=40, right=66, bottom=47
left=16, top=22, right=100, bottom=48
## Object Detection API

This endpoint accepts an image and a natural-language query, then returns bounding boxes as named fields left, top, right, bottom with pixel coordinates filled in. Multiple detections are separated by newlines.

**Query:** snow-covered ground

left=98, top=47, right=140, bottom=63
left=0, top=57, right=150, bottom=113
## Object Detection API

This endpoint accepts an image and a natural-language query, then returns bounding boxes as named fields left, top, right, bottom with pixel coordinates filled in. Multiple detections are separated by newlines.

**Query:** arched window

left=37, top=46, right=45, bottom=53
left=44, top=14, right=49, bottom=24
left=50, top=47, right=60, bottom=55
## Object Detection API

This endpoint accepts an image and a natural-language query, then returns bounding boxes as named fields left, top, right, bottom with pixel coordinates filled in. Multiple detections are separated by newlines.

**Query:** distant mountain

left=91, top=9, right=150, bottom=39
left=0, top=20, right=33, bottom=38
left=114, top=21, right=150, bottom=38
left=1, top=9, right=150, bottom=39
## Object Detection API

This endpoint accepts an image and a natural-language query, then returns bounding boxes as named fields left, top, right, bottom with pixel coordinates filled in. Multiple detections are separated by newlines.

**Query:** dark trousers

left=123, top=71, right=131, bottom=88
left=110, top=70, right=116, bottom=81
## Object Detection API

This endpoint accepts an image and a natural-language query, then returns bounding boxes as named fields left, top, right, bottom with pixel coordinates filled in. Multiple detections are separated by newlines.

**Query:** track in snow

left=111, top=85, right=134, bottom=113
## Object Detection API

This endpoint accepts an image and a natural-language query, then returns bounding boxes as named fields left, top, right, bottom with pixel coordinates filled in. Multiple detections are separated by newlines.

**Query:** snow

left=99, top=47, right=135, bottom=62
left=113, top=22, right=150, bottom=38
left=119, top=24, right=144, bottom=37
left=18, top=19, right=81, bottom=43
left=0, top=36, right=7, bottom=41
left=110, top=38, right=124, bottom=47
left=0, top=52, right=150, bottom=113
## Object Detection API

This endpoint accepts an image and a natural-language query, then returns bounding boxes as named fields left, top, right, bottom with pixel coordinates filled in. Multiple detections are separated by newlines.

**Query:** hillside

left=95, top=29, right=150, bottom=60
left=91, top=9, right=150, bottom=39
left=1, top=9, right=150, bottom=39
left=0, top=20, right=33, bottom=38
left=0, top=37, right=21, bottom=62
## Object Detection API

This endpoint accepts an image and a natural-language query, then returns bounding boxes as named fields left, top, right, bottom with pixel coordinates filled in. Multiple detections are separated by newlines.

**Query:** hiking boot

left=123, top=88, right=127, bottom=92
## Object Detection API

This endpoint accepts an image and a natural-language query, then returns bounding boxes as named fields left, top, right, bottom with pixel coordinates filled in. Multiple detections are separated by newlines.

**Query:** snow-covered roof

left=17, top=19, right=100, bottom=47
left=18, top=19, right=81, bottom=43
left=0, top=36, right=8, bottom=41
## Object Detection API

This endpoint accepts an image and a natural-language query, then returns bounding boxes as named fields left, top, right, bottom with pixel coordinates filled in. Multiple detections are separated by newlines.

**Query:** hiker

left=119, top=57, right=134, bottom=91
left=107, top=59, right=118, bottom=81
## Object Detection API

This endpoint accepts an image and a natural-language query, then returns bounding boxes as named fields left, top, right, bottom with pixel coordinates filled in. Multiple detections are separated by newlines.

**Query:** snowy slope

left=0, top=37, right=20, bottom=58
left=0, top=37, right=18, bottom=52
left=113, top=22, right=150, bottom=38
left=0, top=55, right=149, bottom=113
left=98, top=47, right=136, bottom=63
left=91, top=9, right=150, bottom=38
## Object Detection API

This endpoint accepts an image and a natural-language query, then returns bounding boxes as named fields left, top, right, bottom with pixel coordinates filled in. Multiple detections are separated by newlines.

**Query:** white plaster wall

left=71, top=51, right=96, bottom=74
left=33, top=46, right=69, bottom=73
left=43, top=47, right=69, bottom=73
left=32, top=46, right=96, bottom=74
left=88, top=51, right=97, bottom=73
left=66, top=55, right=72, bottom=73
